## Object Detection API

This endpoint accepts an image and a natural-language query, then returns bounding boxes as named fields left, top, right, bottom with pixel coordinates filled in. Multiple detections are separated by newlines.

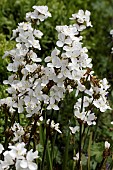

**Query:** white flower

left=8, top=142, right=27, bottom=159
left=7, top=62, right=19, bottom=72
left=69, top=126, right=79, bottom=134
left=26, top=6, right=51, bottom=23
left=93, top=97, right=111, bottom=112
left=25, top=64, right=37, bottom=73
left=34, top=29, right=43, bottom=39
left=105, top=141, right=110, bottom=149
left=19, top=150, right=39, bottom=170
left=33, top=6, right=51, bottom=17
left=110, top=29, right=113, bottom=35
left=47, top=103, right=59, bottom=111
left=2, top=151, right=14, bottom=168
left=100, top=78, right=110, bottom=91
left=70, top=10, right=92, bottom=27
left=56, top=33, right=66, bottom=47
left=28, top=38, right=41, bottom=49
left=73, top=152, right=79, bottom=161
left=11, top=122, right=25, bottom=142
left=86, top=112, right=96, bottom=126
left=29, top=50, right=42, bottom=62
left=70, top=10, right=85, bottom=23
left=76, top=81, right=86, bottom=92
left=84, top=10, right=92, bottom=27
left=56, top=25, right=78, bottom=40
left=56, top=33, right=72, bottom=47
left=74, top=96, right=92, bottom=108
left=47, top=119, right=62, bottom=133
left=74, top=108, right=86, bottom=121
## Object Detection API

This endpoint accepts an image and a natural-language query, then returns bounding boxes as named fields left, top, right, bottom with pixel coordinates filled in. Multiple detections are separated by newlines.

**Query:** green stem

left=82, top=126, right=90, bottom=150
left=77, top=92, right=84, bottom=169
left=95, top=158, right=106, bottom=170
left=92, top=113, right=100, bottom=142
left=47, top=141, right=53, bottom=170
left=17, top=112, right=20, bottom=124
left=62, top=129, right=70, bottom=170
left=51, top=109, right=60, bottom=166
left=51, top=131, right=57, bottom=166
left=41, top=134, right=48, bottom=170
left=41, top=109, right=54, bottom=170
left=87, top=132, right=92, bottom=170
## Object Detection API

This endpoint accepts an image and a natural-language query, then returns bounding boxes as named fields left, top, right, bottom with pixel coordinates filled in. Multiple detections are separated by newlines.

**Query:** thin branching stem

left=77, top=92, right=84, bottom=170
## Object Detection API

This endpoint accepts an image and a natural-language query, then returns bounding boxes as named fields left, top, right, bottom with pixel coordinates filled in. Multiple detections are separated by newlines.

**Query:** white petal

left=110, top=30, right=113, bottom=35
left=20, top=160, right=28, bottom=168
left=105, top=141, right=110, bottom=149
left=45, top=56, right=51, bottom=62
left=0, top=144, right=4, bottom=154
left=28, top=162, right=37, bottom=170
left=53, top=105, right=59, bottom=110
left=56, top=41, right=64, bottom=47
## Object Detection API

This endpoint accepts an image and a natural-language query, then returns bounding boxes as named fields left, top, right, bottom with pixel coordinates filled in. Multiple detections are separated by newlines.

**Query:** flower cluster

left=11, top=122, right=25, bottom=142
left=47, top=119, right=62, bottom=133
left=0, top=5, right=111, bottom=169
left=0, top=6, right=110, bottom=122
left=0, top=6, right=52, bottom=117
left=0, top=142, right=39, bottom=170
left=26, top=6, right=51, bottom=24
left=74, top=77, right=110, bottom=125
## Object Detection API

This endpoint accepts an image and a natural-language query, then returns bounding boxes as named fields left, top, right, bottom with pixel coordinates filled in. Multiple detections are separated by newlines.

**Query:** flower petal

left=20, top=160, right=28, bottom=168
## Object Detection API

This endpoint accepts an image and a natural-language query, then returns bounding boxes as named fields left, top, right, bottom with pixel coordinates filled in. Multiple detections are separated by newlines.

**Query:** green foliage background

left=0, top=0, right=113, bottom=169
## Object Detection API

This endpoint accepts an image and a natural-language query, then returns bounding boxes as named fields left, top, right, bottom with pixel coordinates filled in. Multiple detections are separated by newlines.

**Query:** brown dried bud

left=22, top=133, right=30, bottom=143
left=91, top=76, right=100, bottom=87
left=5, top=128, right=13, bottom=138
left=103, top=149, right=110, bottom=158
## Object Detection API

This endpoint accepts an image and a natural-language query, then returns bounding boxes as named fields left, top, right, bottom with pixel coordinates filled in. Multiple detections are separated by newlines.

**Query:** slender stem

left=87, top=132, right=92, bottom=170
left=41, top=134, right=48, bottom=170
left=77, top=92, right=84, bottom=170
left=33, top=138, right=36, bottom=152
left=62, top=129, right=70, bottom=170
left=82, top=126, right=90, bottom=150
left=78, top=123, right=82, bottom=170
left=80, top=92, right=84, bottom=113
left=95, top=158, right=105, bottom=170
left=26, top=117, right=37, bottom=150
left=41, top=109, right=54, bottom=170
left=10, top=111, right=17, bottom=126
left=51, top=131, right=57, bottom=166
left=92, top=113, right=100, bottom=143
left=51, top=109, right=60, bottom=166
left=72, top=146, right=76, bottom=170
left=4, top=110, right=8, bottom=150
left=17, top=112, right=20, bottom=124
